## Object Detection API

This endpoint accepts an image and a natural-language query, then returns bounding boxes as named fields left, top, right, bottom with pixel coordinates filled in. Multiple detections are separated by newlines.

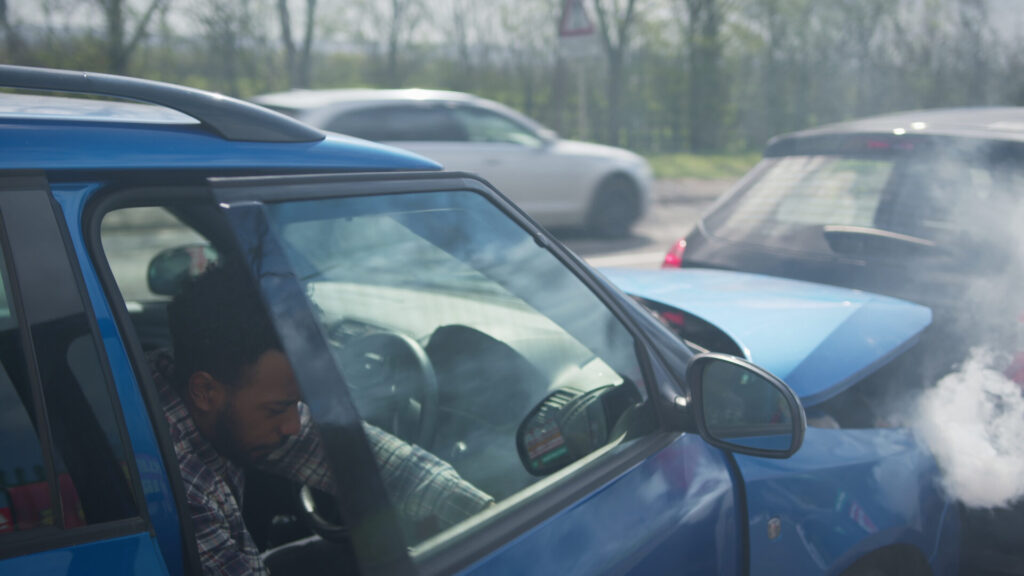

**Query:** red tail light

left=661, top=239, right=687, bottom=268
left=659, top=310, right=686, bottom=328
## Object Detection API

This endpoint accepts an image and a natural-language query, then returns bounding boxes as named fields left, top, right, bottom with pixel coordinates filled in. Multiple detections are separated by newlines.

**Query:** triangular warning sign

left=559, top=0, right=594, bottom=37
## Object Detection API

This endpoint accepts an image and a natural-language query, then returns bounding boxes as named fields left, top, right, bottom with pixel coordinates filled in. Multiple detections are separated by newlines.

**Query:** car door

left=207, top=171, right=745, bottom=575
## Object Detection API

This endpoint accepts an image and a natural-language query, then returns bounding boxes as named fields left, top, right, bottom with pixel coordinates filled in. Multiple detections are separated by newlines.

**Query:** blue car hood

left=601, top=268, right=932, bottom=407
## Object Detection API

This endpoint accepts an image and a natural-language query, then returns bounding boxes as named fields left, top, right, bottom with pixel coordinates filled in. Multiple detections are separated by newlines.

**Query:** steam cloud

left=914, top=348, right=1024, bottom=509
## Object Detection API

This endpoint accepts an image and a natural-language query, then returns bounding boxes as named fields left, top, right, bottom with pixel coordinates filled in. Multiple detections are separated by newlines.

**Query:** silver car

left=252, top=88, right=653, bottom=236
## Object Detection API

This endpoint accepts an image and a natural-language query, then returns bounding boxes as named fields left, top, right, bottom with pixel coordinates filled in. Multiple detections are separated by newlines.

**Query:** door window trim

left=83, top=183, right=216, bottom=576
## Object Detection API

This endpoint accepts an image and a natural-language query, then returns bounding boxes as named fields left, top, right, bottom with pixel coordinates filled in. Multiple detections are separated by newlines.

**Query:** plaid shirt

left=151, top=350, right=492, bottom=576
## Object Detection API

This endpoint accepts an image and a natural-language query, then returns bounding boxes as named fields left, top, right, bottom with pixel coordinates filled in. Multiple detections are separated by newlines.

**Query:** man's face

left=211, top=349, right=302, bottom=466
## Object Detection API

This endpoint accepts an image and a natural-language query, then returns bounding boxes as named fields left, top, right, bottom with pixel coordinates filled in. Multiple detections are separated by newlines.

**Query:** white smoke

left=914, top=348, right=1024, bottom=509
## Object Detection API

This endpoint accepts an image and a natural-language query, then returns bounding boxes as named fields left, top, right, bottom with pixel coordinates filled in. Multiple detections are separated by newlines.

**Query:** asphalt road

left=553, top=178, right=733, bottom=269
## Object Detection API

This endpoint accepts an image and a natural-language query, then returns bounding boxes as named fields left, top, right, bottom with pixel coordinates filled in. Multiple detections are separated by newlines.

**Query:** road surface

left=554, top=178, right=733, bottom=269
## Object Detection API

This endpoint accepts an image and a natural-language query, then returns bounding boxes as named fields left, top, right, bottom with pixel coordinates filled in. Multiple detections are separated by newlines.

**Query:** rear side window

left=451, top=106, right=543, bottom=147
left=0, top=198, right=139, bottom=542
left=326, top=105, right=468, bottom=141
left=0, top=249, right=53, bottom=533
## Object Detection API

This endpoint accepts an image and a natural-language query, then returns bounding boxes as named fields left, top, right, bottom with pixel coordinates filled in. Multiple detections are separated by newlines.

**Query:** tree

left=680, top=0, right=727, bottom=151
left=95, top=0, right=168, bottom=73
left=277, top=0, right=318, bottom=88
left=0, top=0, right=26, bottom=62
left=348, top=0, right=428, bottom=87
left=444, top=0, right=477, bottom=91
left=831, top=0, right=896, bottom=116
left=194, top=0, right=274, bottom=95
left=593, top=0, right=640, bottom=144
left=952, top=0, right=994, bottom=104
left=497, top=0, right=560, bottom=117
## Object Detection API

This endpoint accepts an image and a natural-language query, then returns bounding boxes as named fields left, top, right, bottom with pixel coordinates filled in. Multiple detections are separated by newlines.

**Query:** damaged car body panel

left=600, top=268, right=932, bottom=407
left=602, top=267, right=959, bottom=576
left=734, top=429, right=956, bottom=576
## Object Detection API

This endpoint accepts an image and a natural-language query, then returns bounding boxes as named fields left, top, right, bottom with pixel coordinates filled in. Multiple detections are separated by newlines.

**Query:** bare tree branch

left=278, top=0, right=296, bottom=77
left=124, top=0, right=167, bottom=58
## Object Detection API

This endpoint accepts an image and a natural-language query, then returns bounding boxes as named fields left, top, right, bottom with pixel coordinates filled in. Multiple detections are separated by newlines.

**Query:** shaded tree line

left=2, top=0, right=1022, bottom=153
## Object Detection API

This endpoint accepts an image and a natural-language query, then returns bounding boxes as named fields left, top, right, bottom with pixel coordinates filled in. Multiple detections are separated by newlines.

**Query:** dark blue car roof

left=767, top=106, right=1024, bottom=153
left=0, top=92, right=442, bottom=173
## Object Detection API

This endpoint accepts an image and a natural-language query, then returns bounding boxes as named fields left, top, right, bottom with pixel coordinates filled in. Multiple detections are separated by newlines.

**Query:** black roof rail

left=0, top=65, right=324, bottom=143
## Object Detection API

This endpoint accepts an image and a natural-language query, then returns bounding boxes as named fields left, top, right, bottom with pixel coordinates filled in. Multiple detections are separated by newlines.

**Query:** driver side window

left=265, top=190, right=655, bottom=544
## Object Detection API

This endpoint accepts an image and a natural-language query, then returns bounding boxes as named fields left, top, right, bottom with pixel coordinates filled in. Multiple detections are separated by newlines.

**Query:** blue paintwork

left=0, top=120, right=440, bottom=173
left=51, top=183, right=185, bottom=576
left=736, top=429, right=959, bottom=576
left=459, top=434, right=741, bottom=576
left=0, top=532, right=169, bottom=575
left=601, top=268, right=932, bottom=407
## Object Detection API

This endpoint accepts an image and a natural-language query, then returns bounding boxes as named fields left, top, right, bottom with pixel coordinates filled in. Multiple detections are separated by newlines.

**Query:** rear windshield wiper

left=822, top=225, right=941, bottom=259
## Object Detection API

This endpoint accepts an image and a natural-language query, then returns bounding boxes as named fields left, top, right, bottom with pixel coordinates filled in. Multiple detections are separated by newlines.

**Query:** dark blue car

left=0, top=65, right=956, bottom=576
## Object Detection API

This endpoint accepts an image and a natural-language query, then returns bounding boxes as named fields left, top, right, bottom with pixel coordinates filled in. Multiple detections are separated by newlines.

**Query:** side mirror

left=687, top=353, right=805, bottom=458
left=147, top=244, right=219, bottom=296
left=537, top=128, right=558, bottom=145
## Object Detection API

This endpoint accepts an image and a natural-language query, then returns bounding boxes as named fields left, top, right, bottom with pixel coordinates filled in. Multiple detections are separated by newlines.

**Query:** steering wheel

left=334, top=331, right=439, bottom=449
left=297, top=484, right=349, bottom=542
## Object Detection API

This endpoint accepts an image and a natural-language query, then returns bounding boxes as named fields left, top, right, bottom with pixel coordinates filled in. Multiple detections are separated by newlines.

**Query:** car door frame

left=208, top=170, right=712, bottom=575
left=78, top=180, right=228, bottom=576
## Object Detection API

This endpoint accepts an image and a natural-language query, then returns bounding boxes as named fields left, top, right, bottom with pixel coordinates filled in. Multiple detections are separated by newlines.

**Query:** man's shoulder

left=179, top=452, right=220, bottom=502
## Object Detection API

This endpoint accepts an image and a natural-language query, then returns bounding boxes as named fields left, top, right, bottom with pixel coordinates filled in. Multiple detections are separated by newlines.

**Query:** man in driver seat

left=150, top=263, right=492, bottom=575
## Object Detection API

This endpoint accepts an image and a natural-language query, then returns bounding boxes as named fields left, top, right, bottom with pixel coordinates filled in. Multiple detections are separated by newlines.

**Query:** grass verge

left=646, top=152, right=761, bottom=180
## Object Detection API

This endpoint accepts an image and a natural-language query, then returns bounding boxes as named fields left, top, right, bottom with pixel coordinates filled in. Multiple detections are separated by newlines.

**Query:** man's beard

left=210, top=402, right=272, bottom=467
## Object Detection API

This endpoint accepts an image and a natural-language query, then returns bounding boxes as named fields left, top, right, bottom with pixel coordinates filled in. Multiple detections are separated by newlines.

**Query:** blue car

left=0, top=64, right=953, bottom=576
left=602, top=267, right=961, bottom=576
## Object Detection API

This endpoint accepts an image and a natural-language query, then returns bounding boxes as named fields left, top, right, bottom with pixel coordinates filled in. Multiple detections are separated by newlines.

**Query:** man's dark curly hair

left=167, top=262, right=281, bottom=390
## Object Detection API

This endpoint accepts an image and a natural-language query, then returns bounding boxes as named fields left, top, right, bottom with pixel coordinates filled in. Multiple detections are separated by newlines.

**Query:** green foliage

left=5, top=0, right=1023, bottom=157
left=647, top=153, right=761, bottom=180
